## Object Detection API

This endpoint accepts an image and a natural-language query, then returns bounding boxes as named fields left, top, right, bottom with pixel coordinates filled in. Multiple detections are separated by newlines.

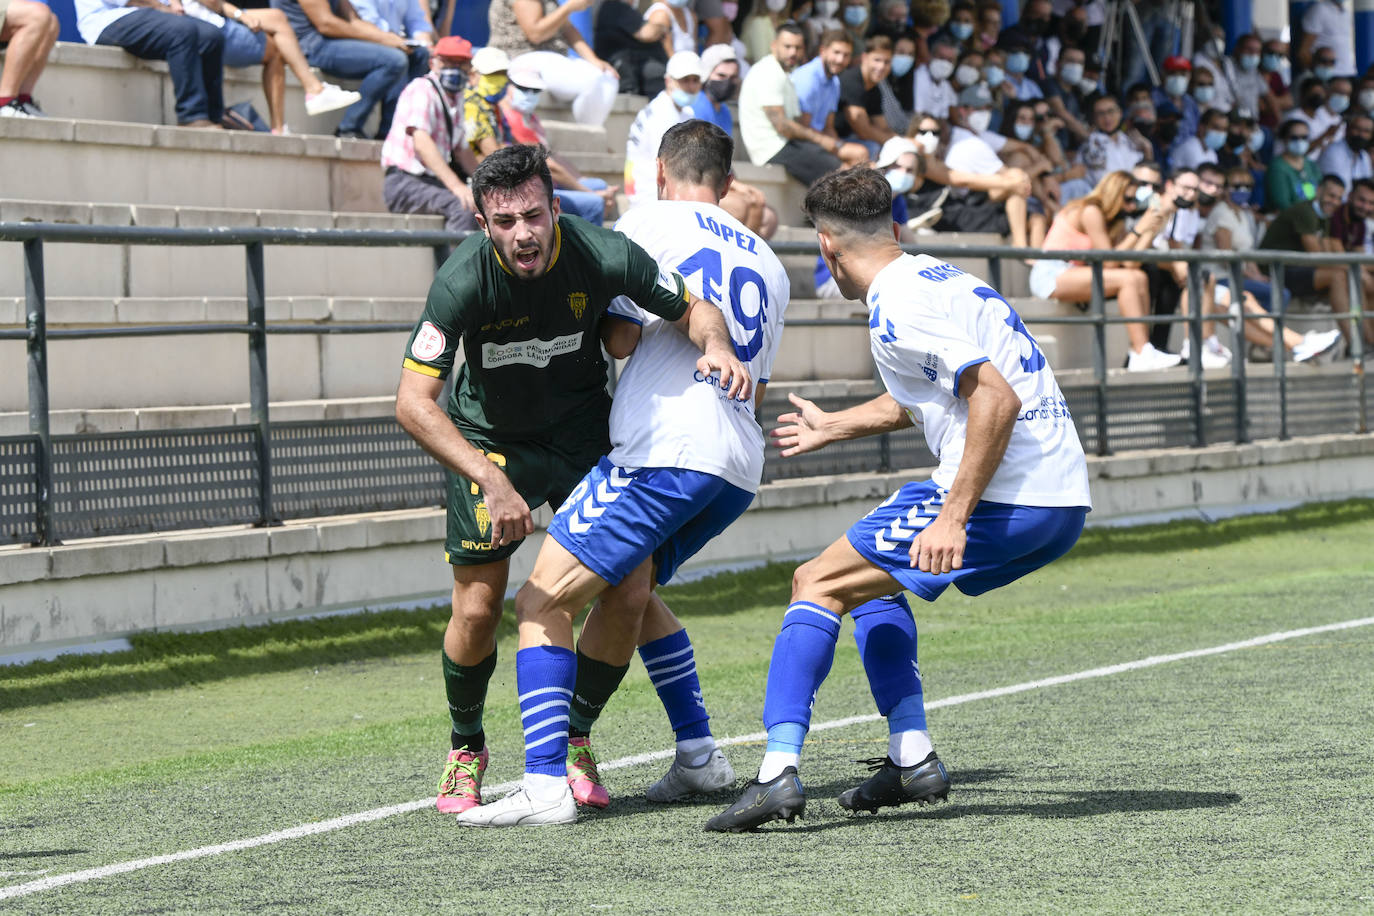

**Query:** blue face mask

left=950, top=21, right=973, bottom=40
left=1229, top=188, right=1252, bottom=207
left=1249, top=128, right=1266, bottom=152
left=1262, top=52, right=1283, bottom=73
left=1239, top=53, right=1260, bottom=72
left=1194, top=85, right=1216, bottom=104
left=1288, top=137, right=1310, bottom=156
left=1006, top=52, right=1030, bottom=74
left=1204, top=129, right=1227, bottom=150
left=671, top=88, right=699, bottom=108
left=984, top=64, right=1005, bottom=87
left=1014, top=121, right=1034, bottom=140
left=1315, top=65, right=1334, bottom=82
left=890, top=54, right=915, bottom=77
left=843, top=5, right=868, bottom=26
left=437, top=68, right=466, bottom=93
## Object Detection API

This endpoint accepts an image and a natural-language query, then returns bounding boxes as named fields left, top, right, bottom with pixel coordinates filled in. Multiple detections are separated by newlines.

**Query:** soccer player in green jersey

left=395, top=144, right=750, bottom=817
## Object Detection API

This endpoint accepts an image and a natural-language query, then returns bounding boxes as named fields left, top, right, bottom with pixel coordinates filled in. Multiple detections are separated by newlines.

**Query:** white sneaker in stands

left=306, top=83, right=362, bottom=116
left=1292, top=328, right=1343, bottom=363
left=1127, top=342, right=1183, bottom=372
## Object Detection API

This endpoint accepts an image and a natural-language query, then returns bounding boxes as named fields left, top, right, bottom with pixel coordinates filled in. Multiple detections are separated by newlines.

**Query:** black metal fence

left=1, top=222, right=1369, bottom=546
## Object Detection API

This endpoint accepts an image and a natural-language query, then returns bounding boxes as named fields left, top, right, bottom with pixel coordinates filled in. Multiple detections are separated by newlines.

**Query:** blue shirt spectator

left=791, top=54, right=841, bottom=133
left=691, top=91, right=732, bottom=135
left=347, top=0, right=431, bottom=41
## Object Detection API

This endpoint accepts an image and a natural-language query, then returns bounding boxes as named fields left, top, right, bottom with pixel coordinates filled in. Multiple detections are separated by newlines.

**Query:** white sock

left=757, top=750, right=800, bottom=782
left=889, top=729, right=934, bottom=766
left=676, top=736, right=716, bottom=767
left=523, top=772, right=568, bottom=802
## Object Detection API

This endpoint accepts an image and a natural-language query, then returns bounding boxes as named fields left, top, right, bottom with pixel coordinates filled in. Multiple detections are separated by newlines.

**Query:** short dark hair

left=804, top=167, right=893, bottom=239
left=864, top=35, right=894, bottom=54
left=1353, top=178, right=1374, bottom=195
left=1198, top=162, right=1225, bottom=181
left=470, top=144, right=555, bottom=219
left=1135, top=160, right=1163, bottom=176
left=819, top=28, right=852, bottom=48
left=1320, top=173, right=1347, bottom=190
left=1277, top=117, right=1308, bottom=139
left=1169, top=165, right=1197, bottom=182
left=658, top=120, right=734, bottom=193
left=776, top=21, right=804, bottom=39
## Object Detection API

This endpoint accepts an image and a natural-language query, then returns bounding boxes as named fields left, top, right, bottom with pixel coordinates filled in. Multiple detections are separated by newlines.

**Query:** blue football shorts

left=547, top=456, right=755, bottom=587
left=847, top=479, right=1088, bottom=601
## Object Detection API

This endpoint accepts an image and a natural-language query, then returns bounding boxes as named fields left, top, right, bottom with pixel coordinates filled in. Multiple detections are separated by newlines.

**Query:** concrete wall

left=3, top=433, right=1372, bottom=655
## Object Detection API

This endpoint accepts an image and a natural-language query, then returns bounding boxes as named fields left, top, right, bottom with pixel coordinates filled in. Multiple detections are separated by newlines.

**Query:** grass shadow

left=0, top=849, right=86, bottom=860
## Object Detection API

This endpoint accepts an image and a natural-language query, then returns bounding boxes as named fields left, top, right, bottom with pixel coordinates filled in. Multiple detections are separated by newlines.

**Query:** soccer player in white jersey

left=457, top=119, right=791, bottom=827
left=706, top=166, right=1093, bottom=832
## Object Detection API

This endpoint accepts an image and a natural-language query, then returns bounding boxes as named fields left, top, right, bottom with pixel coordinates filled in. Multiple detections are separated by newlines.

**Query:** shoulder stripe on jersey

left=952, top=356, right=989, bottom=395
left=402, top=358, right=443, bottom=378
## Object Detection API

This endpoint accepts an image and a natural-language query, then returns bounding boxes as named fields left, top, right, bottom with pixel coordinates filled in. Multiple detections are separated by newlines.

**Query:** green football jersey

left=403, top=215, right=690, bottom=440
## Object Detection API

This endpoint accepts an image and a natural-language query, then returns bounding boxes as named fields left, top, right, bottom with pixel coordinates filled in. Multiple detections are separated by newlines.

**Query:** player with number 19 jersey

left=868, top=253, right=1092, bottom=509
left=544, top=198, right=789, bottom=589
left=606, top=199, right=790, bottom=494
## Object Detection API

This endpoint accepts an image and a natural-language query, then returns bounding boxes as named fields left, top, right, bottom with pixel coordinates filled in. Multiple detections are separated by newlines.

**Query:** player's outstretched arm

left=671, top=293, right=753, bottom=402
left=395, top=368, right=534, bottom=548
left=910, top=361, right=1020, bottom=575
left=772, top=392, right=913, bottom=456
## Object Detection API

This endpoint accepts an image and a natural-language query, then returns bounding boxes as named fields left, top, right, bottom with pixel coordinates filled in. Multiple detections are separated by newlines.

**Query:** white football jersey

left=608, top=199, right=790, bottom=493
left=866, top=253, right=1092, bottom=508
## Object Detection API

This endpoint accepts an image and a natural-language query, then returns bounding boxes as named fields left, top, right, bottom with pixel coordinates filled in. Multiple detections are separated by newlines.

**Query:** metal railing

left=1, top=221, right=1369, bottom=546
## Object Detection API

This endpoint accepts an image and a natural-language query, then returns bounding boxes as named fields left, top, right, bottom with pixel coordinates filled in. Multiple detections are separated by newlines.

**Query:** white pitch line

left=4, top=614, right=1373, bottom=902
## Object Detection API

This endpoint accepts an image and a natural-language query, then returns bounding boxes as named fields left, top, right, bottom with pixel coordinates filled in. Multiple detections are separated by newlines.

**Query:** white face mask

left=968, top=109, right=992, bottom=132
left=1360, top=89, right=1374, bottom=111
left=765, top=0, right=788, bottom=11
left=886, top=169, right=915, bottom=195
left=1059, top=62, right=1084, bottom=85
left=508, top=86, right=540, bottom=114
left=916, top=129, right=939, bottom=154
left=929, top=59, right=955, bottom=81
left=815, top=0, right=839, bottom=16
left=955, top=65, right=981, bottom=87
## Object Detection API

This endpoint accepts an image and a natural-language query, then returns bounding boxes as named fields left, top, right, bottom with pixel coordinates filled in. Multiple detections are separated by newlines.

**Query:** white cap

left=472, top=46, right=510, bottom=75
left=875, top=136, right=918, bottom=169
left=508, top=65, right=545, bottom=90
left=699, top=43, right=737, bottom=78
left=666, top=50, right=703, bottom=81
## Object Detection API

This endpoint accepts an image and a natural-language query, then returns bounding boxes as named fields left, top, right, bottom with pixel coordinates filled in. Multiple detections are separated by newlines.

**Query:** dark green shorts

left=445, top=425, right=611, bottom=566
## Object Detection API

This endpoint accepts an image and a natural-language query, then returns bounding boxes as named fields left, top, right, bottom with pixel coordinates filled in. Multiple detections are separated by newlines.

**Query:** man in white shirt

left=458, top=120, right=786, bottom=827
left=73, top=0, right=225, bottom=126
left=1301, top=0, right=1354, bottom=77
left=739, top=21, right=846, bottom=185
left=1172, top=108, right=1226, bottom=171
left=913, top=34, right=957, bottom=119
left=1318, top=112, right=1374, bottom=193
left=706, top=166, right=1090, bottom=832
left=945, top=83, right=1039, bottom=249
left=624, top=50, right=702, bottom=206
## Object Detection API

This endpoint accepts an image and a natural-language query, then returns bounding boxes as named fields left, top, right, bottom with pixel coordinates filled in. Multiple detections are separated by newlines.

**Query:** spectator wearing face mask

left=1265, top=119, right=1321, bottom=211
left=1204, top=33, right=1269, bottom=120
left=1300, top=0, right=1355, bottom=78
left=1004, top=0, right=1051, bottom=82
left=1002, top=99, right=1073, bottom=215
left=1173, top=108, right=1227, bottom=171
left=835, top=34, right=898, bottom=154
left=868, top=0, right=909, bottom=41
left=500, top=65, right=618, bottom=226
left=974, top=1, right=1000, bottom=52
left=792, top=29, right=873, bottom=166
left=838, top=0, right=872, bottom=50
left=1318, top=112, right=1374, bottom=194
left=1261, top=39, right=1294, bottom=119
left=1153, top=56, right=1200, bottom=152
left=1287, top=77, right=1345, bottom=158
left=487, top=0, right=621, bottom=127
left=464, top=47, right=516, bottom=159
left=1078, top=93, right=1152, bottom=189
left=379, top=35, right=480, bottom=231
left=1216, top=110, right=1267, bottom=176
left=997, top=32, right=1042, bottom=101
left=934, top=0, right=976, bottom=51
left=800, top=0, right=841, bottom=59
left=1043, top=45, right=1090, bottom=148
left=944, top=82, right=1042, bottom=249
left=624, top=51, right=705, bottom=207
left=879, top=30, right=918, bottom=134
left=1355, top=75, right=1374, bottom=118
left=914, top=34, right=958, bottom=118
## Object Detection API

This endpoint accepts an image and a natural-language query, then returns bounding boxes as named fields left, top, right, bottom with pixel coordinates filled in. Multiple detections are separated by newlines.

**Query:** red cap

left=433, top=36, right=473, bottom=60
left=1162, top=55, right=1192, bottom=72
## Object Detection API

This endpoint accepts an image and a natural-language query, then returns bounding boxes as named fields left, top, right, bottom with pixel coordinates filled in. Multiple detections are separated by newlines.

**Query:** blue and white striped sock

left=639, top=629, right=712, bottom=747
left=516, top=645, right=577, bottom=779
left=759, top=601, right=842, bottom=781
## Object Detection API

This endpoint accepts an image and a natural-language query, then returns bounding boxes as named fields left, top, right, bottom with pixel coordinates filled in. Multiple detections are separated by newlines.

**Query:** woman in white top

left=644, top=0, right=697, bottom=58
left=1201, top=166, right=1343, bottom=362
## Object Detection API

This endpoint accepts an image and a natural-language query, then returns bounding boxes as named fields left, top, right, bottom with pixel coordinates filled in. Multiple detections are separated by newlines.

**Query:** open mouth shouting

left=512, top=244, right=541, bottom=272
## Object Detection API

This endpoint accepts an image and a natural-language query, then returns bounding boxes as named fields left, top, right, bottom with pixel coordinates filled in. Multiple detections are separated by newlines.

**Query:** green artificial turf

left=2, top=501, right=1372, bottom=914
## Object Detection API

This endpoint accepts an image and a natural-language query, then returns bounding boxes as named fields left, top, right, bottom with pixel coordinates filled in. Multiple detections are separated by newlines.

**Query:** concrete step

left=10, top=41, right=615, bottom=154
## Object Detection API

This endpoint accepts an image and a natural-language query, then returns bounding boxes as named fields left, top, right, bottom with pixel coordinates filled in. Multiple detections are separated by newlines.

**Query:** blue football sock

left=516, top=645, right=577, bottom=777
left=639, top=629, right=712, bottom=742
left=852, top=594, right=924, bottom=720
left=761, top=602, right=843, bottom=755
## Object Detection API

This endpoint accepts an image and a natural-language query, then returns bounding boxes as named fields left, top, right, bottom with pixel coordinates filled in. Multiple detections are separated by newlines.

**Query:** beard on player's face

left=481, top=182, right=559, bottom=278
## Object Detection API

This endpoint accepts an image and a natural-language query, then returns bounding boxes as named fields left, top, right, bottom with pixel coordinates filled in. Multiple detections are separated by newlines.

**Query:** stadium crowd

left=3, top=0, right=1369, bottom=365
